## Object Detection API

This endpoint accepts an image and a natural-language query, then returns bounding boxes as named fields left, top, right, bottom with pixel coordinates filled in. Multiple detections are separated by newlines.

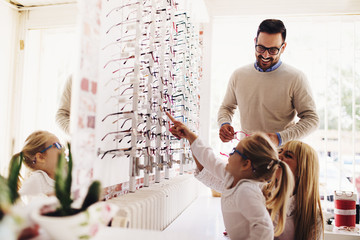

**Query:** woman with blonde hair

left=276, top=140, right=324, bottom=240
left=11, top=130, right=63, bottom=196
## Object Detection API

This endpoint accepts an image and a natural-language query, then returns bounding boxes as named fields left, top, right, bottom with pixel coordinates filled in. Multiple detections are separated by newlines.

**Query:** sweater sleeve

left=56, top=75, right=72, bottom=134
left=217, top=71, right=238, bottom=128
left=278, top=72, right=319, bottom=143
left=190, top=138, right=227, bottom=181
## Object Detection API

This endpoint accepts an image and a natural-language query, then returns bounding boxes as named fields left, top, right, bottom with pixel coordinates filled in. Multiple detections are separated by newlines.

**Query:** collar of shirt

left=254, top=60, right=282, bottom=72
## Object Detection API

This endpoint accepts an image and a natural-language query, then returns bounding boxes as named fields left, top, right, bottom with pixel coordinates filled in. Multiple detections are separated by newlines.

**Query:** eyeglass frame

left=233, top=131, right=251, bottom=141
left=229, top=147, right=248, bottom=160
left=335, top=190, right=354, bottom=197
left=40, top=142, right=62, bottom=153
left=255, top=43, right=284, bottom=55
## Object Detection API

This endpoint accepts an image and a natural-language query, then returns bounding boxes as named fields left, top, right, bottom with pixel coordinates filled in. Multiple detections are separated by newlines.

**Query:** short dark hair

left=256, top=19, right=286, bottom=42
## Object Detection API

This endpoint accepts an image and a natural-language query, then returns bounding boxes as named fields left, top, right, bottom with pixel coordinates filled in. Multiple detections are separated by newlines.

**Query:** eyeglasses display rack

left=96, top=0, right=201, bottom=193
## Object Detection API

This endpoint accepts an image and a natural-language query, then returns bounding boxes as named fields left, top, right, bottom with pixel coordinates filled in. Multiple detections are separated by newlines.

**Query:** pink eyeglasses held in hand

left=233, top=131, right=251, bottom=141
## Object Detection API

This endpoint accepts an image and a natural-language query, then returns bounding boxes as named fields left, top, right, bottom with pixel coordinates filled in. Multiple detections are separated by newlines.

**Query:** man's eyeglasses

left=40, top=142, right=62, bottom=153
left=255, top=43, right=284, bottom=55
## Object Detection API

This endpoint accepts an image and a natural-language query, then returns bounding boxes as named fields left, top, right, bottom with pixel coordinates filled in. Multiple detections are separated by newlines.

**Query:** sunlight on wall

left=0, top=3, right=18, bottom=175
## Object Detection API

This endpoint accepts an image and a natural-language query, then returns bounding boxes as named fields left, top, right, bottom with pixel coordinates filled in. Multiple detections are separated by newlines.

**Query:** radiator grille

left=108, top=175, right=199, bottom=230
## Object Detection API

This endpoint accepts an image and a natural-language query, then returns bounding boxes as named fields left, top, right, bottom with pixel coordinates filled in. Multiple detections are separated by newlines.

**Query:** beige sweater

left=56, top=75, right=72, bottom=134
left=217, top=63, right=319, bottom=144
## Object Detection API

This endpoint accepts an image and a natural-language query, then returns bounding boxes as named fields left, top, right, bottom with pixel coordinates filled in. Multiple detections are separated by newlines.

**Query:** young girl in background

left=166, top=113, right=294, bottom=240
left=12, top=130, right=63, bottom=197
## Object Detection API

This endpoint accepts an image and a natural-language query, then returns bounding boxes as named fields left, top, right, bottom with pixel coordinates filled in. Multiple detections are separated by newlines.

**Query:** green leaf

left=55, top=146, right=72, bottom=216
left=52, top=142, right=102, bottom=217
left=81, top=181, right=101, bottom=211
left=66, top=143, right=73, bottom=196
left=8, top=153, right=22, bottom=203
left=0, top=176, right=11, bottom=220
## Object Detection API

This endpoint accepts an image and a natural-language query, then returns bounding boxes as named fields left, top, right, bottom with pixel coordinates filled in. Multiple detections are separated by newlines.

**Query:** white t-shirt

left=191, top=138, right=274, bottom=240
left=19, top=170, right=54, bottom=196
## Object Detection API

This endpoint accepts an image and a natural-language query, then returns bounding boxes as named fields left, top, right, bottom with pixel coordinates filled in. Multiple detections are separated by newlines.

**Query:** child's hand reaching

left=166, top=112, right=198, bottom=144
left=166, top=112, right=187, bottom=138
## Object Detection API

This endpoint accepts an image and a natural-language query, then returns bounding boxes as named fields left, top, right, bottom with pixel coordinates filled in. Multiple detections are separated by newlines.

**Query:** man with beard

left=218, top=19, right=319, bottom=146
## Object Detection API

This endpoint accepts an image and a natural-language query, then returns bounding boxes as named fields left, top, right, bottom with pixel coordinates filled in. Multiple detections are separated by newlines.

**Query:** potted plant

left=0, top=153, right=38, bottom=240
left=0, top=153, right=22, bottom=218
left=31, top=144, right=118, bottom=240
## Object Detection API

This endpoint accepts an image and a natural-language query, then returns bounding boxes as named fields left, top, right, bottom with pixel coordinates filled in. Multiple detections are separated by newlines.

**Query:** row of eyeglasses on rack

left=97, top=0, right=200, bottom=179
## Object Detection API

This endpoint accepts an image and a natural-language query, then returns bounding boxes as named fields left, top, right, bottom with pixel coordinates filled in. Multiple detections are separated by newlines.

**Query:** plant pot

left=31, top=201, right=118, bottom=240
left=0, top=201, right=37, bottom=240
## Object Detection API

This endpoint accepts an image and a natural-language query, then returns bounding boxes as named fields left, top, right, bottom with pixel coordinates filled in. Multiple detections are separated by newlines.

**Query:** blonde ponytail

left=241, top=132, right=295, bottom=236
left=266, top=160, right=294, bottom=236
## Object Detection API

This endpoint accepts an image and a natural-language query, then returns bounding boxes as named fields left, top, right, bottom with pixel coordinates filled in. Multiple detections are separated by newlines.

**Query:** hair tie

left=267, top=159, right=281, bottom=169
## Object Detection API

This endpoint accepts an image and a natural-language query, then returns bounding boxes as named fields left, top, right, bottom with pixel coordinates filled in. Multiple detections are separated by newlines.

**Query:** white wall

left=0, top=2, right=19, bottom=175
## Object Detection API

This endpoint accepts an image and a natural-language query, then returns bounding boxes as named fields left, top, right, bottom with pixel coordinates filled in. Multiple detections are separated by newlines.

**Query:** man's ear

left=254, top=37, right=257, bottom=45
left=281, top=42, right=287, bottom=53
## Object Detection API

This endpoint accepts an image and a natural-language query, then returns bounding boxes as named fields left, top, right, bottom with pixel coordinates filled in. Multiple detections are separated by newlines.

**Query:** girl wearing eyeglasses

left=166, top=112, right=294, bottom=240
left=11, top=130, right=63, bottom=197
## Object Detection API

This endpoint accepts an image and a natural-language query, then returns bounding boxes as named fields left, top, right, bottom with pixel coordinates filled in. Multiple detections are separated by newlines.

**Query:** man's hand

left=219, top=124, right=235, bottom=142
left=267, top=133, right=279, bottom=146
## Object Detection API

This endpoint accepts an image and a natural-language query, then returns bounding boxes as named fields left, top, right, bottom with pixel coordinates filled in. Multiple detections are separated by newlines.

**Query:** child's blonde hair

left=241, top=132, right=294, bottom=236
left=10, top=130, right=56, bottom=190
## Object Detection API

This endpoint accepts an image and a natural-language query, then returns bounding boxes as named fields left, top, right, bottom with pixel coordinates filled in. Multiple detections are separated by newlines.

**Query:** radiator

left=108, top=174, right=199, bottom=230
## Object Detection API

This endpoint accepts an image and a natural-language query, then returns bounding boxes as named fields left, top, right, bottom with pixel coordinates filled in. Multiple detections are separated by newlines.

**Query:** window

left=0, top=3, right=77, bottom=175
left=210, top=15, right=360, bottom=206
left=19, top=27, right=76, bottom=143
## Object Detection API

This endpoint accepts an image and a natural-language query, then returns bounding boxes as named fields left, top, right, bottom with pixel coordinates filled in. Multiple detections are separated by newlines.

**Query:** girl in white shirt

left=12, top=130, right=63, bottom=197
left=166, top=112, right=294, bottom=240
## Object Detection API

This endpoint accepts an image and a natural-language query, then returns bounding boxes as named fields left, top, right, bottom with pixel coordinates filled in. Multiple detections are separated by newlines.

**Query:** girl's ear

left=242, top=159, right=252, bottom=171
left=35, top=152, right=46, bottom=163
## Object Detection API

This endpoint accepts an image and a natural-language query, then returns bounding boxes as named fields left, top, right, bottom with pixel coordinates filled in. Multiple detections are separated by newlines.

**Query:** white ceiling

left=8, top=0, right=360, bottom=15
left=9, top=0, right=76, bottom=7
left=204, top=0, right=360, bottom=16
